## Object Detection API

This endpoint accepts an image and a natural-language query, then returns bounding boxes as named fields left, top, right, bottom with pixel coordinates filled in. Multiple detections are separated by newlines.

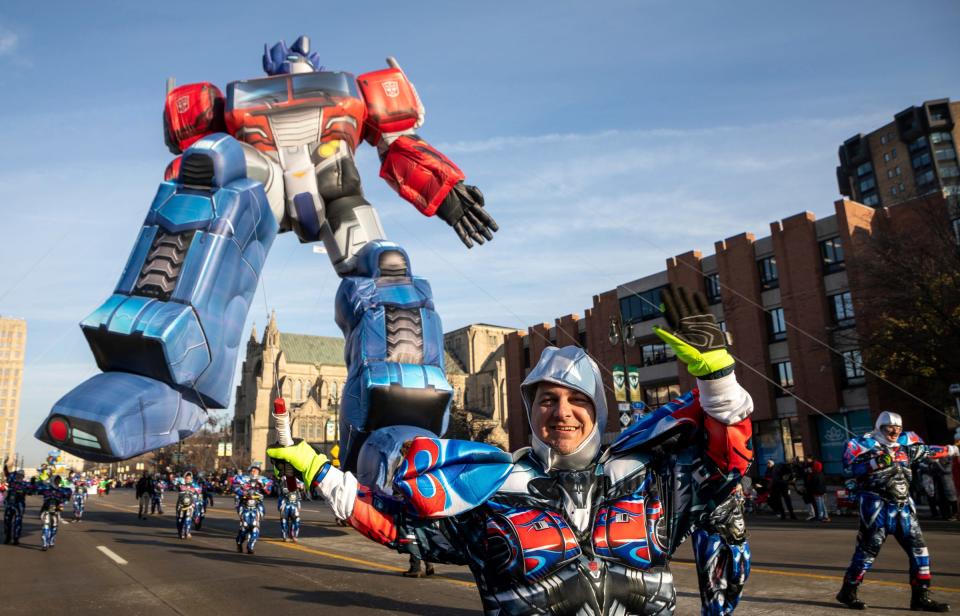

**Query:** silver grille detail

left=268, top=107, right=322, bottom=148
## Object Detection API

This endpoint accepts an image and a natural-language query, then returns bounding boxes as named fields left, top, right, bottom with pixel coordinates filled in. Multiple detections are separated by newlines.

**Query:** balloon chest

left=225, top=71, right=366, bottom=158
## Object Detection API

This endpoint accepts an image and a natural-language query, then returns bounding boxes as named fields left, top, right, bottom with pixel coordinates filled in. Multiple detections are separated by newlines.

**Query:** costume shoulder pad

left=393, top=437, right=513, bottom=519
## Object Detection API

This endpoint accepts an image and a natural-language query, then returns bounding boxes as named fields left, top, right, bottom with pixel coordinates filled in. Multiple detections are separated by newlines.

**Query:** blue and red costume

left=36, top=479, right=72, bottom=550
left=840, top=414, right=958, bottom=598
left=3, top=466, right=30, bottom=545
left=232, top=472, right=272, bottom=553
left=292, top=346, right=753, bottom=615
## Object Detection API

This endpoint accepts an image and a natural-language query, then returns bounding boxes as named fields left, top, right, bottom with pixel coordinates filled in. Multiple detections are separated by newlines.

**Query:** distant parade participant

left=173, top=471, right=203, bottom=539
left=837, top=411, right=960, bottom=612
left=277, top=476, right=304, bottom=543
left=36, top=475, right=72, bottom=551
left=232, top=462, right=272, bottom=554
left=70, top=472, right=92, bottom=522
left=3, top=457, right=29, bottom=545
left=135, top=472, right=153, bottom=520
left=150, top=473, right=167, bottom=514
left=198, top=473, right=215, bottom=509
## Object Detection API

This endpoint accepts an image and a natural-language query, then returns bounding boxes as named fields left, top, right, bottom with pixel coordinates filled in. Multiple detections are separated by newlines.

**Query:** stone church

left=233, top=312, right=516, bottom=467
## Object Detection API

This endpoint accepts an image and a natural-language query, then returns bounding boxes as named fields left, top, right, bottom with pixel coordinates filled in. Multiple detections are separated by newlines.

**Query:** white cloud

left=0, top=26, right=18, bottom=56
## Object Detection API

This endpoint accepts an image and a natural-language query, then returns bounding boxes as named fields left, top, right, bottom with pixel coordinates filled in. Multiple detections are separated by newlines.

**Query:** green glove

left=652, top=285, right=734, bottom=378
left=266, top=440, right=330, bottom=486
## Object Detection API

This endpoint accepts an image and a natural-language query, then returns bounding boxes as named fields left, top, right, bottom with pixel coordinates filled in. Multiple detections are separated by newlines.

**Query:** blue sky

left=1, top=1, right=958, bottom=466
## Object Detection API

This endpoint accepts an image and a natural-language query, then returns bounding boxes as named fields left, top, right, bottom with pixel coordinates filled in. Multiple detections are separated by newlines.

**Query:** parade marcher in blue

left=37, top=475, right=72, bottom=551
left=277, top=476, right=304, bottom=543
left=3, top=457, right=29, bottom=545
left=232, top=461, right=272, bottom=554
left=837, top=411, right=959, bottom=612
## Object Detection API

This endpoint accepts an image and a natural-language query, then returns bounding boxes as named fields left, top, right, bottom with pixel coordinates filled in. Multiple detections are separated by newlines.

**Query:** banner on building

left=627, top=366, right=642, bottom=403
left=612, top=364, right=627, bottom=403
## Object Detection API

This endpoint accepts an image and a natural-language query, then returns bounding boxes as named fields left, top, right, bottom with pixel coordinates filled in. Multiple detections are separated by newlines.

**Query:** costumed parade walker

left=270, top=286, right=755, bottom=616
left=836, top=411, right=959, bottom=612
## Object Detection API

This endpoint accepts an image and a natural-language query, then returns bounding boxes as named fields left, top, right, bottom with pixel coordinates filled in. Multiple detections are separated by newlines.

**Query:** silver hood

left=520, top=346, right=607, bottom=471
left=873, top=410, right=903, bottom=446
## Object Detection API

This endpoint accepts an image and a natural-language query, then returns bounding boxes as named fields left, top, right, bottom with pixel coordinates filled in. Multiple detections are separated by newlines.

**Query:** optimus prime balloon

left=35, top=35, right=497, bottom=471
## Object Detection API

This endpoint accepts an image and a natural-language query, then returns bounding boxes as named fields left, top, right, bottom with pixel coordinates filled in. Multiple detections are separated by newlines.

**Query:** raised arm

left=357, top=59, right=498, bottom=248
left=268, top=436, right=511, bottom=556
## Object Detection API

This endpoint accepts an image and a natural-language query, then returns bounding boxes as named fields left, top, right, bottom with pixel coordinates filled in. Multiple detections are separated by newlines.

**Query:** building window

left=909, top=135, right=929, bottom=153
left=704, top=272, right=721, bottom=304
left=758, top=256, right=778, bottom=290
left=856, top=162, right=873, bottom=177
left=830, top=291, right=855, bottom=327
left=931, top=131, right=954, bottom=145
left=842, top=349, right=866, bottom=386
left=880, top=134, right=887, bottom=145
left=294, top=380, right=302, bottom=402
left=912, top=151, right=932, bottom=169
left=767, top=307, right=787, bottom=342
left=941, top=164, right=960, bottom=179
left=891, top=147, right=897, bottom=159
left=820, top=237, right=845, bottom=273
left=772, top=361, right=794, bottom=396
left=883, top=152, right=890, bottom=162
left=644, top=383, right=681, bottom=408
left=863, top=193, right=880, bottom=206
left=641, top=342, right=676, bottom=366
left=953, top=218, right=960, bottom=245
left=916, top=169, right=936, bottom=186
left=895, top=165, right=901, bottom=176
left=859, top=176, right=876, bottom=192
left=619, top=285, right=668, bottom=323
left=935, top=147, right=957, bottom=162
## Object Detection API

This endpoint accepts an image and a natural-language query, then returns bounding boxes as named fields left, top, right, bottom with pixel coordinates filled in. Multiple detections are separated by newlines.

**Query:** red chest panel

left=592, top=494, right=666, bottom=568
left=485, top=508, right=580, bottom=582
left=224, top=72, right=365, bottom=154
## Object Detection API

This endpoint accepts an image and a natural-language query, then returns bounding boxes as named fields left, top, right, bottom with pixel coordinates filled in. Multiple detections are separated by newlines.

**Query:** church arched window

left=294, top=380, right=302, bottom=402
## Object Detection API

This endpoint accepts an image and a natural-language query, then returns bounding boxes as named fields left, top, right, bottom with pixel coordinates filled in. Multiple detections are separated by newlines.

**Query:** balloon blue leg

left=35, top=134, right=278, bottom=462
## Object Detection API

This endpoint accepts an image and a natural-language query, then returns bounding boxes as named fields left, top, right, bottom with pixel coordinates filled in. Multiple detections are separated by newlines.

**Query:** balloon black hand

left=435, top=182, right=499, bottom=248
left=660, top=286, right=727, bottom=354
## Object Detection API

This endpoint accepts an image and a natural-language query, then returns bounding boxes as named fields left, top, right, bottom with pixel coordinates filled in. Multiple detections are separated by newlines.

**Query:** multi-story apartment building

left=0, top=317, right=26, bottom=465
left=505, top=194, right=958, bottom=475
left=837, top=98, right=959, bottom=207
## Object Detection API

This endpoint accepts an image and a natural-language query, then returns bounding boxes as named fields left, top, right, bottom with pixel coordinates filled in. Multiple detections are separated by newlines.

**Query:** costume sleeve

left=314, top=465, right=467, bottom=564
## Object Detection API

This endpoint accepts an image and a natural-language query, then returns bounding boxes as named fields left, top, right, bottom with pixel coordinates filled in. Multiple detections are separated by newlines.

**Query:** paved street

left=2, top=489, right=959, bottom=615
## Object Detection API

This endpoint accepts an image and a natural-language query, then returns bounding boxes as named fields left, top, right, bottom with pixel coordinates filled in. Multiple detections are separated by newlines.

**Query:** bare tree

left=853, top=194, right=960, bottom=417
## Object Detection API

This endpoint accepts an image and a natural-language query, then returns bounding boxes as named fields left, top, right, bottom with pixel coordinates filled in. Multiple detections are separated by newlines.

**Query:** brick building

left=505, top=193, right=959, bottom=475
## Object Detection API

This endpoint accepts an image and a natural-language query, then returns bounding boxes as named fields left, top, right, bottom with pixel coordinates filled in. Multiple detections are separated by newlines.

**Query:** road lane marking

left=87, top=498, right=960, bottom=594
left=261, top=539, right=477, bottom=588
left=96, top=545, right=128, bottom=565
left=672, top=561, right=960, bottom=594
